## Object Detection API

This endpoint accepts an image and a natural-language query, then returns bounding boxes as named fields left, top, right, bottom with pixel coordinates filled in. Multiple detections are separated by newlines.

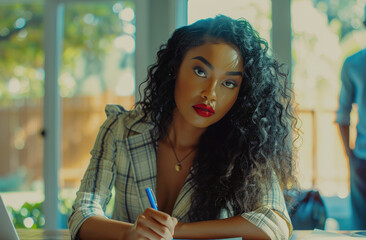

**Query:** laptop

left=0, top=194, right=19, bottom=240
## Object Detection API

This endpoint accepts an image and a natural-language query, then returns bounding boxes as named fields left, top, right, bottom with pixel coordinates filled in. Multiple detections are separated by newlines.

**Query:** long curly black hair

left=134, top=15, right=299, bottom=221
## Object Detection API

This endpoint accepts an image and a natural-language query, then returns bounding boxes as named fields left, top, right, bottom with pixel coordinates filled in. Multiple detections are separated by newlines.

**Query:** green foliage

left=312, top=0, right=365, bottom=39
left=8, top=201, right=45, bottom=229
left=0, top=4, right=44, bottom=106
left=7, top=197, right=75, bottom=229
left=0, top=1, right=135, bottom=106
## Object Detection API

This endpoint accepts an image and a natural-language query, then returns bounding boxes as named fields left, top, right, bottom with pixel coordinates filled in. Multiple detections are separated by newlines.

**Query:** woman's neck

left=166, top=110, right=206, bottom=150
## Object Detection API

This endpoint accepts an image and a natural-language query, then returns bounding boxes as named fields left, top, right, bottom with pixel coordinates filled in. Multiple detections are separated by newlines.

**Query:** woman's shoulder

left=103, top=104, right=152, bottom=136
left=104, top=104, right=128, bottom=117
left=104, top=104, right=143, bottom=120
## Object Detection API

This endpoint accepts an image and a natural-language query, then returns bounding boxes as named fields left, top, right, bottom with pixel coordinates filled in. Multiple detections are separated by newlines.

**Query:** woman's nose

left=200, top=79, right=217, bottom=101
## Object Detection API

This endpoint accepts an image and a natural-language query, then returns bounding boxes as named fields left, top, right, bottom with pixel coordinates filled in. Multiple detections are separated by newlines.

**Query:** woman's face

left=174, top=41, right=244, bottom=129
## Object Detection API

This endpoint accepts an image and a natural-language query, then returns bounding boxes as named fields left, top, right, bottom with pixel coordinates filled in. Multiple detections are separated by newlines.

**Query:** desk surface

left=16, top=229, right=313, bottom=240
left=17, top=229, right=70, bottom=240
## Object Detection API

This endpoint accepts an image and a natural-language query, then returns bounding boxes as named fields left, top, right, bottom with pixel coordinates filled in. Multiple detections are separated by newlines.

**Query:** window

left=0, top=2, right=46, bottom=229
left=188, top=0, right=271, bottom=42
left=292, top=0, right=366, bottom=197
left=60, top=2, right=135, bottom=224
left=0, top=0, right=135, bottom=229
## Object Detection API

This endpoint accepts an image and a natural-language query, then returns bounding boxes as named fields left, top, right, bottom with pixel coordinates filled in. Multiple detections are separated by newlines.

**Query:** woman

left=68, top=15, right=298, bottom=240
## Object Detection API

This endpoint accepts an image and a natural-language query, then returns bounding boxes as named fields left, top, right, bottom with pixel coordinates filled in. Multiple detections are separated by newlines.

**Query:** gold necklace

left=166, top=135, right=196, bottom=172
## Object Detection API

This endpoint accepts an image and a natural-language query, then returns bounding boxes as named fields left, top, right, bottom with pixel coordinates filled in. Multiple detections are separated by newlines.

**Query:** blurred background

left=0, top=0, right=365, bottom=230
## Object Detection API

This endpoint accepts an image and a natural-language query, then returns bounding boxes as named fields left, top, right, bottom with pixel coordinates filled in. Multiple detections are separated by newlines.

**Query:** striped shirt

left=67, top=104, right=293, bottom=240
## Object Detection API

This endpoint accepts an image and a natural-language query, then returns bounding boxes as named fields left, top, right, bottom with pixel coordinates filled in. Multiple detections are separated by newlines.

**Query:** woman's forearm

left=338, top=124, right=351, bottom=156
left=174, top=215, right=270, bottom=240
left=78, top=215, right=133, bottom=240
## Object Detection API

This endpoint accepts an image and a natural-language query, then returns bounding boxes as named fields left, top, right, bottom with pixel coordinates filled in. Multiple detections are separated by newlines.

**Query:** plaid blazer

left=68, top=105, right=292, bottom=240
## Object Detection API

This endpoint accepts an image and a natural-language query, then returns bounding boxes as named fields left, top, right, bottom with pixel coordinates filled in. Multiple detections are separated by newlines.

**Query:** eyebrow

left=192, top=56, right=243, bottom=77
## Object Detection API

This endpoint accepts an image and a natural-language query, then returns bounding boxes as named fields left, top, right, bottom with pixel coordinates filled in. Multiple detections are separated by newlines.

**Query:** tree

left=312, top=0, right=365, bottom=39
left=0, top=1, right=135, bottom=106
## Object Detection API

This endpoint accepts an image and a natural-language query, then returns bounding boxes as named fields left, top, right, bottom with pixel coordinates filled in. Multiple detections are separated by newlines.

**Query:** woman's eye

left=222, top=80, right=238, bottom=89
left=193, top=67, right=206, bottom=77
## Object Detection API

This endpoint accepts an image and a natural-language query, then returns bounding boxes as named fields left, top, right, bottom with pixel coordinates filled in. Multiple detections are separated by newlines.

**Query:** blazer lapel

left=172, top=171, right=195, bottom=221
left=125, top=115, right=158, bottom=213
left=123, top=112, right=194, bottom=220
left=125, top=130, right=194, bottom=221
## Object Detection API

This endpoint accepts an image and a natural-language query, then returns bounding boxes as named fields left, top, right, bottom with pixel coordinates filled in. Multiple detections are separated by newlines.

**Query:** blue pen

left=145, top=187, right=174, bottom=240
left=145, top=187, right=158, bottom=210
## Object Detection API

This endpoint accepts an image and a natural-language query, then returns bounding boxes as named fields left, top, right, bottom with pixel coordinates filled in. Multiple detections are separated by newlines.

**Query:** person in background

left=68, top=15, right=299, bottom=240
left=336, top=5, right=366, bottom=230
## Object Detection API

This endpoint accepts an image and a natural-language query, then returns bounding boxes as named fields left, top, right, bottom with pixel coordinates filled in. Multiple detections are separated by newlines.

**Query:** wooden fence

left=0, top=93, right=134, bottom=189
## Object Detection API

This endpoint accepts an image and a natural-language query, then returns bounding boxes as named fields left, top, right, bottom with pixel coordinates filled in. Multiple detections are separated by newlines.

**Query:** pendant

left=175, top=163, right=182, bottom=172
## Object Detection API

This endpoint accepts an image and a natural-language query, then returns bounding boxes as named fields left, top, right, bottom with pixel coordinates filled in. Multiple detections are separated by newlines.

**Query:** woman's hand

left=123, top=208, right=178, bottom=240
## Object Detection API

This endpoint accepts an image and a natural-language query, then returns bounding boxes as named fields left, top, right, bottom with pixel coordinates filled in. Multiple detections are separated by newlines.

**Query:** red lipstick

left=192, top=104, right=215, bottom=117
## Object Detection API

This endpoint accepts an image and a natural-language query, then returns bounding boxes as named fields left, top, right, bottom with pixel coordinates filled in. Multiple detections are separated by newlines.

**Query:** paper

left=175, top=238, right=241, bottom=240
left=303, top=229, right=366, bottom=239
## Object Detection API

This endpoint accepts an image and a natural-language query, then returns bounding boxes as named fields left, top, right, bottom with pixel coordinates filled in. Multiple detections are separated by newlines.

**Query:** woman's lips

left=192, top=104, right=215, bottom=117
